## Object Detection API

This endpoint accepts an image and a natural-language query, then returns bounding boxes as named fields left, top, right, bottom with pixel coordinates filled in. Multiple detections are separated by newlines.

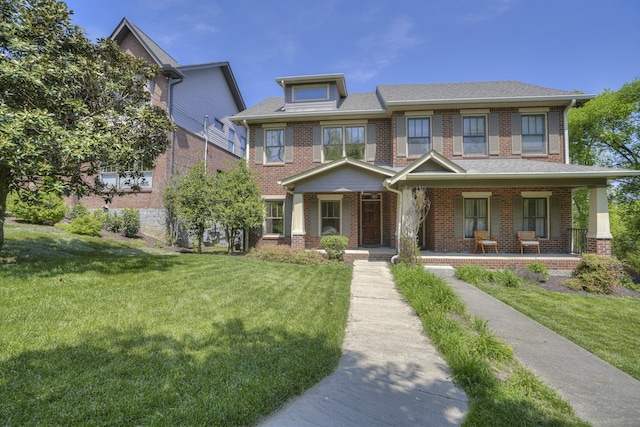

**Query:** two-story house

left=77, top=18, right=246, bottom=239
left=232, top=73, right=640, bottom=266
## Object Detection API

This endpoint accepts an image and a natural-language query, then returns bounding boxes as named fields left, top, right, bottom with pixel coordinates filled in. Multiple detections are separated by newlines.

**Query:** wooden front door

left=361, top=201, right=381, bottom=246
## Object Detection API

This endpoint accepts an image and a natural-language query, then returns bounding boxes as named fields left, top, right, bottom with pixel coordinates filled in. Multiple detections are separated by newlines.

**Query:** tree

left=212, top=160, right=264, bottom=253
left=0, top=0, right=175, bottom=252
left=398, top=186, right=430, bottom=266
left=569, top=79, right=640, bottom=199
left=174, top=162, right=216, bottom=254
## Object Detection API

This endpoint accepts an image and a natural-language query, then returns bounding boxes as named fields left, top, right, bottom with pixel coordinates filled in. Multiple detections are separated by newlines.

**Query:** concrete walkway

left=428, top=265, right=640, bottom=427
left=259, top=261, right=468, bottom=426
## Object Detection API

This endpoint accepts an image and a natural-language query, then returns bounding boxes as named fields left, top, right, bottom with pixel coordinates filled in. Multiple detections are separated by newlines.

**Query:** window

left=320, top=200, right=341, bottom=235
left=521, top=114, right=546, bottom=154
left=240, top=136, right=246, bottom=158
left=265, top=129, right=284, bottom=163
left=264, top=200, right=284, bottom=235
left=213, top=118, right=224, bottom=130
left=228, top=129, right=235, bottom=153
left=463, top=116, right=486, bottom=155
left=408, top=117, right=431, bottom=156
left=464, top=198, right=488, bottom=238
left=323, top=125, right=365, bottom=161
left=293, top=85, right=329, bottom=102
left=100, top=161, right=153, bottom=190
left=523, top=198, right=547, bottom=238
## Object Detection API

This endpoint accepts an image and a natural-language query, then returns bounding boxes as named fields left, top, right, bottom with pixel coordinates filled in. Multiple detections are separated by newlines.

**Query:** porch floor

left=344, top=247, right=582, bottom=271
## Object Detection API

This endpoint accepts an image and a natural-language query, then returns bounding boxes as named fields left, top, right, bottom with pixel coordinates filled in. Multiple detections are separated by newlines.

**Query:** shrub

left=455, top=264, right=493, bottom=286
left=120, top=208, right=140, bottom=238
left=292, top=249, right=328, bottom=265
left=9, top=192, right=66, bottom=225
left=526, top=261, right=550, bottom=281
left=320, top=235, right=349, bottom=262
left=102, top=211, right=122, bottom=233
left=246, top=245, right=328, bottom=265
left=566, top=254, right=628, bottom=294
left=68, top=212, right=103, bottom=237
left=66, top=203, right=88, bottom=220
left=492, top=269, right=522, bottom=288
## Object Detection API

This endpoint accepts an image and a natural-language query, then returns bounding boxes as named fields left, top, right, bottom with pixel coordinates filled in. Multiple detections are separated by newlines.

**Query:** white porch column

left=587, top=186, right=612, bottom=239
left=291, top=193, right=305, bottom=235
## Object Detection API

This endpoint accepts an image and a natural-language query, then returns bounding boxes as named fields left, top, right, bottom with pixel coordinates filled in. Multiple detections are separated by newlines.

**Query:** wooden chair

left=517, top=231, right=540, bottom=254
left=473, top=230, right=498, bottom=255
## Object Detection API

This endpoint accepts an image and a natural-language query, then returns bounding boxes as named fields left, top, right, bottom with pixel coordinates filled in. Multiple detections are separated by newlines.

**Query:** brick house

left=77, top=18, right=245, bottom=239
left=231, top=73, right=640, bottom=259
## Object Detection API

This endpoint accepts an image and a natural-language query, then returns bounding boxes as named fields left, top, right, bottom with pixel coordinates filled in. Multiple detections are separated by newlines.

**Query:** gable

left=294, top=164, right=388, bottom=192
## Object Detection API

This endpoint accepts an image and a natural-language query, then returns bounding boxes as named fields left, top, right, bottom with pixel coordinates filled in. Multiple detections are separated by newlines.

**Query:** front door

left=361, top=200, right=381, bottom=246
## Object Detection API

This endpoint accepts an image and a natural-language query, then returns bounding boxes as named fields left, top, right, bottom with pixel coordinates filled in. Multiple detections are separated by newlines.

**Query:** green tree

left=212, top=160, right=264, bottom=253
left=174, top=162, right=216, bottom=254
left=0, top=0, right=174, bottom=252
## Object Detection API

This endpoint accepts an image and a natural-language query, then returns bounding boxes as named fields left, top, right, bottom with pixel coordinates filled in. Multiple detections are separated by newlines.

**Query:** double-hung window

left=523, top=198, right=547, bottom=238
left=100, top=161, right=153, bottom=190
left=323, top=125, right=365, bottom=161
left=407, top=117, right=431, bottom=156
left=463, top=116, right=487, bottom=155
left=464, top=198, right=488, bottom=238
left=265, top=129, right=284, bottom=163
left=521, top=114, right=546, bottom=154
left=318, top=196, right=342, bottom=236
left=264, top=200, right=284, bottom=235
left=228, top=129, right=235, bottom=153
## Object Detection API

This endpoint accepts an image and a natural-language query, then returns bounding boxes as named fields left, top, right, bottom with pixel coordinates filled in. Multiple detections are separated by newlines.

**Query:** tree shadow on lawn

left=0, top=235, right=181, bottom=278
left=0, top=319, right=340, bottom=426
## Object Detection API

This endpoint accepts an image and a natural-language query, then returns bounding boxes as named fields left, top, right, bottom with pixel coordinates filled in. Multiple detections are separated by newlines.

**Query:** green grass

left=456, top=264, right=640, bottom=381
left=391, top=264, right=588, bottom=426
left=0, top=225, right=352, bottom=426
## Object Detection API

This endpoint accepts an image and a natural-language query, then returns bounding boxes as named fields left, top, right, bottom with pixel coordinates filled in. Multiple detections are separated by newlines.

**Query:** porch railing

left=569, top=228, right=588, bottom=254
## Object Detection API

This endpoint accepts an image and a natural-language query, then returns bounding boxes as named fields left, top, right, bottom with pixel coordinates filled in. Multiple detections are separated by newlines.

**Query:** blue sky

left=64, top=0, right=640, bottom=108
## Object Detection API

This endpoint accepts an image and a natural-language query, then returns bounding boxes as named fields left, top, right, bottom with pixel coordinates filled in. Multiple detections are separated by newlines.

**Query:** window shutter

left=512, top=196, right=523, bottom=236
left=548, top=112, right=560, bottom=154
left=490, top=196, right=501, bottom=237
left=254, top=128, right=264, bottom=164
left=310, top=198, right=318, bottom=236
left=312, top=126, right=321, bottom=162
left=396, top=116, right=407, bottom=157
left=453, top=196, right=463, bottom=238
left=366, top=123, right=376, bottom=162
left=452, top=115, right=463, bottom=155
left=284, top=199, right=292, bottom=238
left=511, top=113, right=522, bottom=155
left=488, top=113, right=499, bottom=155
left=432, top=115, right=443, bottom=153
left=342, top=199, right=350, bottom=235
left=550, top=196, right=561, bottom=238
left=284, top=127, right=294, bottom=163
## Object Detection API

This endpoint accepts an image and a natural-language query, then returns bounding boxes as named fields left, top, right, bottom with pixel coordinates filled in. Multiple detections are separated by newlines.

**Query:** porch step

left=424, top=265, right=455, bottom=277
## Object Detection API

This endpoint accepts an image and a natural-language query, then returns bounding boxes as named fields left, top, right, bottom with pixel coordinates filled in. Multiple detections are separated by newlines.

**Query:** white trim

left=317, top=194, right=343, bottom=201
left=263, top=198, right=285, bottom=237
left=521, top=191, right=552, bottom=197
left=405, top=110, right=434, bottom=117
left=320, top=119, right=368, bottom=126
left=460, top=108, right=490, bottom=114
left=262, top=123, right=287, bottom=129
left=462, top=191, right=492, bottom=198
left=519, top=107, right=550, bottom=113
left=318, top=197, right=342, bottom=236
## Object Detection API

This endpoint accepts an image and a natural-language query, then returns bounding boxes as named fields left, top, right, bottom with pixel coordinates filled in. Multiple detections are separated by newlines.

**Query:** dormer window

left=293, top=84, right=329, bottom=102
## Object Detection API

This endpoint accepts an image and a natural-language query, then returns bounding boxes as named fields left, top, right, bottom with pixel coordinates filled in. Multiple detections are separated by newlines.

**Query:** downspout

left=167, top=73, right=184, bottom=176
left=384, top=179, right=402, bottom=263
left=564, top=99, right=576, bottom=164
left=242, top=120, right=250, bottom=164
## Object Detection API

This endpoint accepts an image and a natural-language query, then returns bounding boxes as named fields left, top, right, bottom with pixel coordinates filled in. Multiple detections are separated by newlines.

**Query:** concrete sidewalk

left=258, top=261, right=468, bottom=426
left=428, top=265, right=640, bottom=427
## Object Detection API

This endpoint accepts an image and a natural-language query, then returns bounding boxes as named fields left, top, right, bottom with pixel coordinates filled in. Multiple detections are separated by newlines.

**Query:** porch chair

left=473, top=230, right=498, bottom=255
left=517, top=231, right=540, bottom=254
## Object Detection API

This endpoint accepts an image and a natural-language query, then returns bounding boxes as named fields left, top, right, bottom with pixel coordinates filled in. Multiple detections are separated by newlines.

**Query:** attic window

left=293, top=84, right=329, bottom=102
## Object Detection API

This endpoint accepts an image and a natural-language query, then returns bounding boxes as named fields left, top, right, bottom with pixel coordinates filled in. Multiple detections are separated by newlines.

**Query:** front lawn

left=0, top=225, right=352, bottom=426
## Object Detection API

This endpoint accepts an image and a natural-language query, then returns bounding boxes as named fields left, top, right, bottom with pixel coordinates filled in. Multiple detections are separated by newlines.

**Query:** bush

left=120, top=208, right=140, bottom=238
left=245, top=245, right=328, bottom=265
left=566, top=254, right=629, bottom=294
left=66, top=203, right=88, bottom=220
left=455, top=264, right=493, bottom=286
left=102, top=211, right=122, bottom=233
left=526, top=261, right=550, bottom=281
left=9, top=192, right=66, bottom=225
left=492, top=269, right=522, bottom=288
left=320, top=235, right=349, bottom=262
left=68, top=212, right=103, bottom=237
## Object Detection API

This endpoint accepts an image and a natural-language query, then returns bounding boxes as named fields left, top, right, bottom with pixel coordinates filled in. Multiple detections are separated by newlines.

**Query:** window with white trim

left=463, top=116, right=486, bottom=155
left=523, top=198, right=547, bottom=238
left=228, top=129, right=235, bottom=153
left=521, top=114, right=546, bottom=154
left=264, top=200, right=284, bottom=235
left=265, top=129, right=284, bottom=163
left=407, top=117, right=431, bottom=156
left=100, top=161, right=153, bottom=190
left=320, top=199, right=341, bottom=235
left=213, top=118, right=224, bottom=130
left=293, top=84, right=329, bottom=102
left=322, top=125, right=365, bottom=161
left=464, top=198, right=488, bottom=238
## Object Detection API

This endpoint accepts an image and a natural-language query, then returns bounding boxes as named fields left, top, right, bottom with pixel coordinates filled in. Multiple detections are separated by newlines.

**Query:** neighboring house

left=77, top=18, right=246, bottom=239
left=231, top=73, right=640, bottom=259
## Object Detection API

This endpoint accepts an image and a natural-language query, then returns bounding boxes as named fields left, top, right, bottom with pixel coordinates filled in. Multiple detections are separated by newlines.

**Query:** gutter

left=564, top=99, right=576, bottom=164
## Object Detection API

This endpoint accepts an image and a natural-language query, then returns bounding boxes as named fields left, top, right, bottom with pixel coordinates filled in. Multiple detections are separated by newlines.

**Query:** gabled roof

left=279, top=157, right=395, bottom=188
left=110, top=18, right=179, bottom=69
left=387, top=151, right=466, bottom=185
left=178, top=62, right=246, bottom=111
left=276, top=74, right=348, bottom=97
